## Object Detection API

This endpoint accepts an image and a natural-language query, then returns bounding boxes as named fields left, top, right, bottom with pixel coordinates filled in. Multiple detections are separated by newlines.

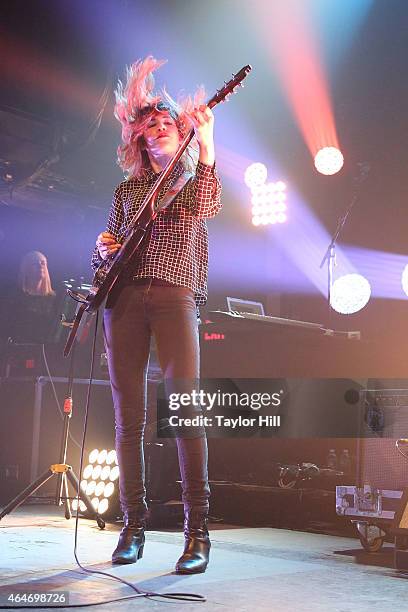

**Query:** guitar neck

left=126, top=65, right=252, bottom=233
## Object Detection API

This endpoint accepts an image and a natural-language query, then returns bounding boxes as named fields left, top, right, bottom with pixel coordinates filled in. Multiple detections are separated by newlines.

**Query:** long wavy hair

left=114, top=56, right=205, bottom=179
left=18, top=251, right=55, bottom=296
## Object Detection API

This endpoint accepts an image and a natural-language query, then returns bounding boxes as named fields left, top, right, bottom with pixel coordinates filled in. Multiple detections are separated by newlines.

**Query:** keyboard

left=209, top=310, right=324, bottom=330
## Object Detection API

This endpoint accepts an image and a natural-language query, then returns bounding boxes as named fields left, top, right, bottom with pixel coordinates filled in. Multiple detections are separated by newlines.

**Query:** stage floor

left=0, top=504, right=406, bottom=611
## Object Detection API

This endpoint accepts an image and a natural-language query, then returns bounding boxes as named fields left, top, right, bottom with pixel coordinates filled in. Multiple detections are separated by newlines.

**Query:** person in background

left=0, top=251, right=58, bottom=360
left=18, top=250, right=55, bottom=298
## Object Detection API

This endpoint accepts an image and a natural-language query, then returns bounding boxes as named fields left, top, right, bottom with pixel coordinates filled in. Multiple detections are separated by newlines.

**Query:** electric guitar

left=64, top=64, right=252, bottom=356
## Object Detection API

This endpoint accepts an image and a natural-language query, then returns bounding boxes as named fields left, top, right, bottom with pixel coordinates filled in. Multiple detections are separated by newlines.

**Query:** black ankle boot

left=112, top=512, right=146, bottom=565
left=175, top=510, right=210, bottom=574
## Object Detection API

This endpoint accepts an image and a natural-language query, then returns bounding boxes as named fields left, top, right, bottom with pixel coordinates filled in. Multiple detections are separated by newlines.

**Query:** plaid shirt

left=92, top=161, right=222, bottom=305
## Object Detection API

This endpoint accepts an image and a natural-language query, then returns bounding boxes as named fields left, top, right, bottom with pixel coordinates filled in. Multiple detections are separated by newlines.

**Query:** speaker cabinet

left=356, top=381, right=408, bottom=490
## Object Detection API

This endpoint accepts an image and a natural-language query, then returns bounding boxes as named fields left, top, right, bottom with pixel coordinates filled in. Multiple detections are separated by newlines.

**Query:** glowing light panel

left=402, top=264, right=408, bottom=297
left=330, top=274, right=371, bottom=314
left=251, top=181, right=288, bottom=226
left=244, top=162, right=268, bottom=188
left=89, top=449, right=99, bottom=464
left=314, top=147, right=344, bottom=175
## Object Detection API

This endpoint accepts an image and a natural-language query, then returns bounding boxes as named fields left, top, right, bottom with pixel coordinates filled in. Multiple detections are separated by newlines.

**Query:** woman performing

left=92, top=56, right=222, bottom=573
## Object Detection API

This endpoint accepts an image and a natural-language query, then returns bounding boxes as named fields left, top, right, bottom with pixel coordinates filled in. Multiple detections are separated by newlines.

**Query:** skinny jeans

left=103, top=278, right=210, bottom=517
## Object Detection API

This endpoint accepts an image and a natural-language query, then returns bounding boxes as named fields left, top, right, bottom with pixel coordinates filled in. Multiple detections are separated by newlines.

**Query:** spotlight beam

left=247, top=1, right=340, bottom=158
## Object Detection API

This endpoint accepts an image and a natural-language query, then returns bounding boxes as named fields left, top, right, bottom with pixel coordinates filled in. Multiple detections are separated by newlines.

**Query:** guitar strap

left=154, top=170, right=194, bottom=213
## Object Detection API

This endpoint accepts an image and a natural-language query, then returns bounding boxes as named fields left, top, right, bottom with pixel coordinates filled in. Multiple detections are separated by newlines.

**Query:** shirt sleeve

left=189, top=161, right=222, bottom=219
left=91, top=184, right=124, bottom=271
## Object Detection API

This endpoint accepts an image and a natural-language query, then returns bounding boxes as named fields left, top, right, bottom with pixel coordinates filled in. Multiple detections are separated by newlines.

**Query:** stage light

left=314, top=147, right=344, bottom=176
left=97, top=449, right=108, bottom=464
left=100, top=465, right=111, bottom=480
left=251, top=181, right=288, bottom=226
left=71, top=448, right=121, bottom=520
left=401, top=264, right=408, bottom=297
left=244, top=163, right=267, bottom=188
left=89, top=449, right=99, bottom=464
left=72, top=499, right=86, bottom=512
left=99, top=499, right=109, bottom=514
left=92, top=465, right=102, bottom=480
left=104, top=482, right=115, bottom=498
left=91, top=497, right=99, bottom=511
left=83, top=464, right=93, bottom=479
left=330, top=274, right=371, bottom=314
left=95, top=481, right=105, bottom=497
left=110, top=466, right=120, bottom=481
left=106, top=450, right=117, bottom=465
left=86, top=481, right=96, bottom=496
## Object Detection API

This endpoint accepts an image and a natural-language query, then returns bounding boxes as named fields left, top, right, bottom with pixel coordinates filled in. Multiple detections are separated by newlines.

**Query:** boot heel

left=137, top=544, right=144, bottom=559
left=175, top=511, right=210, bottom=574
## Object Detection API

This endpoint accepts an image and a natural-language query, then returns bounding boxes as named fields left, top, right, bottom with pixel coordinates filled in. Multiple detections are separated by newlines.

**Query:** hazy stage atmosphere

left=1, top=1, right=408, bottom=611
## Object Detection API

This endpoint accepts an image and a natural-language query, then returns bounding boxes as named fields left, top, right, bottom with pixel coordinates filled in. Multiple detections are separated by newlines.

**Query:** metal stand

left=0, top=335, right=105, bottom=529
left=320, top=162, right=370, bottom=324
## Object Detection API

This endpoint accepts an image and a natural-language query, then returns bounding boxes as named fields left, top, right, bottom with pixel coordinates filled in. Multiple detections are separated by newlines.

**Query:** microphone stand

left=0, top=303, right=104, bottom=529
left=320, top=163, right=370, bottom=323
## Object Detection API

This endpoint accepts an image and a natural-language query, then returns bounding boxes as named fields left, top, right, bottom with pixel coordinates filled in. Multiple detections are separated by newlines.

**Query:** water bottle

left=327, top=448, right=338, bottom=470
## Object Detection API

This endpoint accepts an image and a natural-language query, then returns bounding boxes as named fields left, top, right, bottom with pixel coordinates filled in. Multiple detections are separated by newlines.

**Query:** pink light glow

left=0, top=32, right=110, bottom=117
left=248, top=0, right=339, bottom=157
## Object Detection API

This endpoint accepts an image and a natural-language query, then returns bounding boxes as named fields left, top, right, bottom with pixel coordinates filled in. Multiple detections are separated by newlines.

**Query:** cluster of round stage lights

left=72, top=449, right=119, bottom=515
left=244, top=163, right=287, bottom=226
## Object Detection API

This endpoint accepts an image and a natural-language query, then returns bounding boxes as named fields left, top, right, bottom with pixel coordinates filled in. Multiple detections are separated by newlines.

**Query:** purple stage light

left=342, top=246, right=408, bottom=299
left=402, top=264, right=408, bottom=297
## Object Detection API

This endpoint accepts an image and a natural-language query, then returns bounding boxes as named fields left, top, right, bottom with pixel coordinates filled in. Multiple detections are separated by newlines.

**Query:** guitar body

left=63, top=197, right=157, bottom=356
left=88, top=193, right=159, bottom=308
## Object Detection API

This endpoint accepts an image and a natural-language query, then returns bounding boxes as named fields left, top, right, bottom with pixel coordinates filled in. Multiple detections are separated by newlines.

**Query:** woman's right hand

left=96, top=232, right=121, bottom=260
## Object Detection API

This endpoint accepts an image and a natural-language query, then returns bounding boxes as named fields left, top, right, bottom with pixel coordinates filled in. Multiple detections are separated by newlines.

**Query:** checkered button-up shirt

left=92, top=161, right=222, bottom=305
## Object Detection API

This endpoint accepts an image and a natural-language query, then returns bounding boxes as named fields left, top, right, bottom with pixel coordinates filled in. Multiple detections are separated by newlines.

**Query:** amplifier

left=355, top=383, right=408, bottom=490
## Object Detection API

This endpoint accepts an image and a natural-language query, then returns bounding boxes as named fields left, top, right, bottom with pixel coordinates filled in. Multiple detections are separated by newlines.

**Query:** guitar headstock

left=208, top=65, right=252, bottom=109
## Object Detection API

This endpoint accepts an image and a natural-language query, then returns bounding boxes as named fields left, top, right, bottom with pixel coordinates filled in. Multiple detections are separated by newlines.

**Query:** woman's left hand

left=189, top=105, right=215, bottom=166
